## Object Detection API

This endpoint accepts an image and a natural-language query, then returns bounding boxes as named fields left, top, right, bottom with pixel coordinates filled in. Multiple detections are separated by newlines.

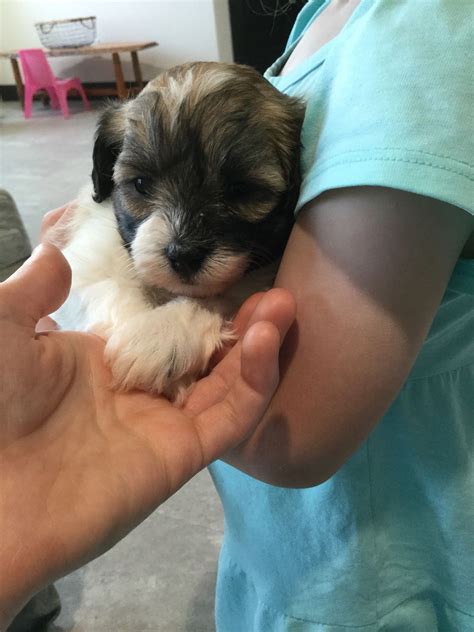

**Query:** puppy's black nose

left=166, top=242, right=207, bottom=278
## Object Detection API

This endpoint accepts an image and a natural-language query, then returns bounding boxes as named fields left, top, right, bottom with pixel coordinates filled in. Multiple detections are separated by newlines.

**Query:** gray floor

left=0, top=100, right=224, bottom=632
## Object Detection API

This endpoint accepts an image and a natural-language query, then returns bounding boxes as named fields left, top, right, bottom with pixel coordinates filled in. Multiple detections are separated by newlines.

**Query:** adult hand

left=0, top=244, right=295, bottom=627
left=40, top=202, right=77, bottom=246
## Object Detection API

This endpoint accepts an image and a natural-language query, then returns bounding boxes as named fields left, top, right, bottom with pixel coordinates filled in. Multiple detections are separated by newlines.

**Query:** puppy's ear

left=91, top=103, right=127, bottom=203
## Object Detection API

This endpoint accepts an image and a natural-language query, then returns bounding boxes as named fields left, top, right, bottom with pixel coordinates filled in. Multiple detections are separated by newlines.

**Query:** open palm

left=0, top=244, right=294, bottom=616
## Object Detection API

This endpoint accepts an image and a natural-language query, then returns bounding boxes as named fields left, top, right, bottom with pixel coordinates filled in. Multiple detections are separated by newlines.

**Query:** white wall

left=0, top=0, right=233, bottom=85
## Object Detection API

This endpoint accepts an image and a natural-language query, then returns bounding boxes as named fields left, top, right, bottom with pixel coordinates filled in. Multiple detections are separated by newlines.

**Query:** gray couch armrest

left=0, top=189, right=32, bottom=281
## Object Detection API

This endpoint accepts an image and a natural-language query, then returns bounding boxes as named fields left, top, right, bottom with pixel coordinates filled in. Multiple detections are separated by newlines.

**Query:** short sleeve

left=295, top=0, right=474, bottom=216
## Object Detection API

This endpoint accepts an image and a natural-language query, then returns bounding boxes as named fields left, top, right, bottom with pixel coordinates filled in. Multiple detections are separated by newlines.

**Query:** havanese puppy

left=53, top=62, right=304, bottom=402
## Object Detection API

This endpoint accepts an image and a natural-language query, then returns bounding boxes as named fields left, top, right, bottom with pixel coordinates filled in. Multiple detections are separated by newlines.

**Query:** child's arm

left=224, top=186, right=474, bottom=487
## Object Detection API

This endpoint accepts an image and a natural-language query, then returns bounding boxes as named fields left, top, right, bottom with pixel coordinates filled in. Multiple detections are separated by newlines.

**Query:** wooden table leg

left=131, top=51, right=144, bottom=92
left=112, top=52, right=128, bottom=99
left=10, top=57, right=24, bottom=108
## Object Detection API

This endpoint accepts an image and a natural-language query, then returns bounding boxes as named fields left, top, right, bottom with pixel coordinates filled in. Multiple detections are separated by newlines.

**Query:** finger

left=41, top=205, right=68, bottom=237
left=41, top=202, right=76, bottom=247
left=243, top=287, right=296, bottom=337
left=212, top=288, right=296, bottom=384
left=231, top=292, right=265, bottom=337
left=193, top=321, right=282, bottom=464
left=1, top=243, right=71, bottom=327
left=185, top=288, right=296, bottom=416
left=210, top=292, right=265, bottom=366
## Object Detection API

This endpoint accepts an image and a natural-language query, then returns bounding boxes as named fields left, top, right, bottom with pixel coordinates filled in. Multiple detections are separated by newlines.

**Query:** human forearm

left=225, top=187, right=473, bottom=487
left=225, top=285, right=416, bottom=487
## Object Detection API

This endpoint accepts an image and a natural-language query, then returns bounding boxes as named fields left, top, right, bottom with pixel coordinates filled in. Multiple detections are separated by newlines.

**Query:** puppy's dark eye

left=134, top=177, right=152, bottom=195
left=226, top=181, right=251, bottom=199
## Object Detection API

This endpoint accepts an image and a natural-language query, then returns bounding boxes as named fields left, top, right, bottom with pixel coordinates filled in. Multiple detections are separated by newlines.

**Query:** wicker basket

left=35, top=16, right=97, bottom=49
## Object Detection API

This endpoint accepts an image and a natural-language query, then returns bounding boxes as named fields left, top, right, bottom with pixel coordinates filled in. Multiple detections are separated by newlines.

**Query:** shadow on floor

left=184, top=569, right=218, bottom=632
left=49, top=572, right=85, bottom=632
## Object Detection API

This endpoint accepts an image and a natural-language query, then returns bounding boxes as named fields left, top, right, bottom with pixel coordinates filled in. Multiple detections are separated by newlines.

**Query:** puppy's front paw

left=104, top=301, right=233, bottom=402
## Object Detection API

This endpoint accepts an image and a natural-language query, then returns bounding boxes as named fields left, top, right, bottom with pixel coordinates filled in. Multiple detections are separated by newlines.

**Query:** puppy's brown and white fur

left=55, top=62, right=304, bottom=402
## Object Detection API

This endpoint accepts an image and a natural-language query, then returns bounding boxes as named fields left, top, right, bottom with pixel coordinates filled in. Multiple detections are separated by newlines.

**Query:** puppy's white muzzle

left=132, top=214, right=249, bottom=298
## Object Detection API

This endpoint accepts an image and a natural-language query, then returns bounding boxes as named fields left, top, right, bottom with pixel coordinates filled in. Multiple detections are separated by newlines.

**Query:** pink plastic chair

left=18, top=49, right=91, bottom=119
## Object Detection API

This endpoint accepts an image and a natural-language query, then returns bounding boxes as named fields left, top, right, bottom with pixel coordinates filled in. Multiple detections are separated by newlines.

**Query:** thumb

left=192, top=320, right=282, bottom=465
left=1, top=243, right=71, bottom=326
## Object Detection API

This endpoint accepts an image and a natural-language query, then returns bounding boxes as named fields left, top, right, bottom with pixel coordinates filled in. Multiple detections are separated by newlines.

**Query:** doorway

left=228, top=0, right=306, bottom=73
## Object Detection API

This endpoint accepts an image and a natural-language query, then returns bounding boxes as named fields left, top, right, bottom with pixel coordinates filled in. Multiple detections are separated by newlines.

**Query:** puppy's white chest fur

left=55, top=186, right=276, bottom=402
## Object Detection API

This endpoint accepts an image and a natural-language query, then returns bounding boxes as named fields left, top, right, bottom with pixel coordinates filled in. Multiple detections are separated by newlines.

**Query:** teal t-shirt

left=210, top=1, right=474, bottom=630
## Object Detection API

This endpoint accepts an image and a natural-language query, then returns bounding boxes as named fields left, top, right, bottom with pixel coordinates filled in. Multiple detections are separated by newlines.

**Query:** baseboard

left=0, top=82, right=143, bottom=101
